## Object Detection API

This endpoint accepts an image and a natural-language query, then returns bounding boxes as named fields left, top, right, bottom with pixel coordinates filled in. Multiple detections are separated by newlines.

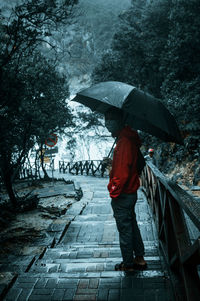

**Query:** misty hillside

left=0, top=0, right=131, bottom=87
left=60, top=0, right=132, bottom=87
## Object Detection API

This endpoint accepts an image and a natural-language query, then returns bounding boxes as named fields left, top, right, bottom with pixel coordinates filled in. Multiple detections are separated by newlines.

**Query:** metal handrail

left=141, top=161, right=200, bottom=301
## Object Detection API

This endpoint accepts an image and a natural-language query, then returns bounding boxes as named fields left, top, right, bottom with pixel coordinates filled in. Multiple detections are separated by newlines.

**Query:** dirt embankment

left=165, top=160, right=200, bottom=197
left=0, top=178, right=82, bottom=256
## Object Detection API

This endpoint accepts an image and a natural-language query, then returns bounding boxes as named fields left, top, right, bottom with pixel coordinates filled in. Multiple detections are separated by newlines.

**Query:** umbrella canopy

left=72, top=81, right=183, bottom=144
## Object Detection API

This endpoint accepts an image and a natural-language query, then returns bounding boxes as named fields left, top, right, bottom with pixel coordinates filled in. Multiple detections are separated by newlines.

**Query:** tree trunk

left=35, top=149, right=40, bottom=179
left=3, top=170, right=17, bottom=207
left=1, top=151, right=18, bottom=207
left=40, top=144, right=49, bottom=179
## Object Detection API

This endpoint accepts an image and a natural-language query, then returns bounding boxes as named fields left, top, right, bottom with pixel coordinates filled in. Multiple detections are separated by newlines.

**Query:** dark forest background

left=93, top=0, right=200, bottom=184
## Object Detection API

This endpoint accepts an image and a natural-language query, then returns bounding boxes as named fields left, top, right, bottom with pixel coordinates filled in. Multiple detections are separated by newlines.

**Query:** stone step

left=87, top=181, right=109, bottom=185
left=74, top=214, right=114, bottom=221
left=29, top=260, right=164, bottom=274
left=29, top=258, right=162, bottom=273
left=48, top=256, right=160, bottom=264
left=79, top=207, right=152, bottom=217
left=29, top=246, right=163, bottom=273
left=81, top=184, right=108, bottom=189
left=81, top=206, right=113, bottom=215
left=66, top=220, right=152, bottom=226
left=61, top=228, right=156, bottom=244
left=5, top=274, right=173, bottom=301
left=6, top=273, right=171, bottom=290
left=94, top=194, right=147, bottom=199
left=38, top=253, right=160, bottom=263
left=43, top=245, right=159, bottom=259
left=74, top=213, right=152, bottom=222
left=47, top=241, right=159, bottom=249
left=17, top=270, right=169, bottom=280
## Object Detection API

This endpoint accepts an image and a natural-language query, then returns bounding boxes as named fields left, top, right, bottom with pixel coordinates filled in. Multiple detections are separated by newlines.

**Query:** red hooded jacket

left=107, top=126, right=141, bottom=199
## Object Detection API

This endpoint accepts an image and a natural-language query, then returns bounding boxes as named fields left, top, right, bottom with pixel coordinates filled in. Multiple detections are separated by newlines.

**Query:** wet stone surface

left=0, top=178, right=84, bottom=297
left=3, top=175, right=175, bottom=300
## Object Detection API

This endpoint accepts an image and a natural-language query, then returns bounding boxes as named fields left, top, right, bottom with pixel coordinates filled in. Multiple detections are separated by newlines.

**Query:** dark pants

left=111, top=193, right=145, bottom=266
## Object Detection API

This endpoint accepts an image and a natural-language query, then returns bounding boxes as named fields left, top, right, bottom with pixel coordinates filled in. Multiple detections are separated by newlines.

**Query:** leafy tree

left=0, top=51, right=75, bottom=205
left=0, top=0, right=78, bottom=72
left=92, top=0, right=200, bottom=173
left=0, top=0, right=78, bottom=206
left=160, top=0, right=200, bottom=152
left=93, top=0, right=171, bottom=96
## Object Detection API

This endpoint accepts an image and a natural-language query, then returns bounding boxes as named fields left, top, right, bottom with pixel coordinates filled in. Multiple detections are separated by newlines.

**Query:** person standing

left=144, top=148, right=157, bottom=165
left=104, top=108, right=147, bottom=271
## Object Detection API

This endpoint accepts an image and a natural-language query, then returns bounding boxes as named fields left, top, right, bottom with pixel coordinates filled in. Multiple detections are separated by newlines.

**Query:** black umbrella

left=72, top=81, right=183, bottom=144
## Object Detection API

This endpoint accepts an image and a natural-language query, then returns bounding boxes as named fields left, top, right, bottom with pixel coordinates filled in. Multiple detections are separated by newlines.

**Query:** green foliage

left=93, top=0, right=172, bottom=97
left=92, top=0, right=200, bottom=169
left=0, top=0, right=78, bottom=69
left=0, top=0, right=78, bottom=204
left=0, top=0, right=77, bottom=158
left=160, top=0, right=200, bottom=139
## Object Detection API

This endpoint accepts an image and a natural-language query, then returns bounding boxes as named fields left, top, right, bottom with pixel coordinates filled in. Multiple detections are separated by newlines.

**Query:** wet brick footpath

left=4, top=175, right=174, bottom=301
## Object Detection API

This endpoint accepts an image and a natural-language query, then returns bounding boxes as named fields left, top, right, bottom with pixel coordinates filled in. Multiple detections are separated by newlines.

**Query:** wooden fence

left=59, top=160, right=109, bottom=177
left=141, top=161, right=200, bottom=301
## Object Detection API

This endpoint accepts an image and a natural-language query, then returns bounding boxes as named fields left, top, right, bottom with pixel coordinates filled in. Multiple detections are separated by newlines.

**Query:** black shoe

left=115, top=262, right=135, bottom=271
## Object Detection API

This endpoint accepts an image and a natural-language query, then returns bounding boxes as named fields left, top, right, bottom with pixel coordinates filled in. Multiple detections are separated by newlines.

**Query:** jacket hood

left=119, top=126, right=141, bottom=147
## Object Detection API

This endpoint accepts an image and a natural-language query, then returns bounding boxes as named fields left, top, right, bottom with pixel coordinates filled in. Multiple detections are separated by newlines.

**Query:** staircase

left=4, top=176, right=174, bottom=301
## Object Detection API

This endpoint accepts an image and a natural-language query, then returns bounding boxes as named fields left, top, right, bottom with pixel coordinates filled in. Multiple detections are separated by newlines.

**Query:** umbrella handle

left=107, top=138, right=117, bottom=158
